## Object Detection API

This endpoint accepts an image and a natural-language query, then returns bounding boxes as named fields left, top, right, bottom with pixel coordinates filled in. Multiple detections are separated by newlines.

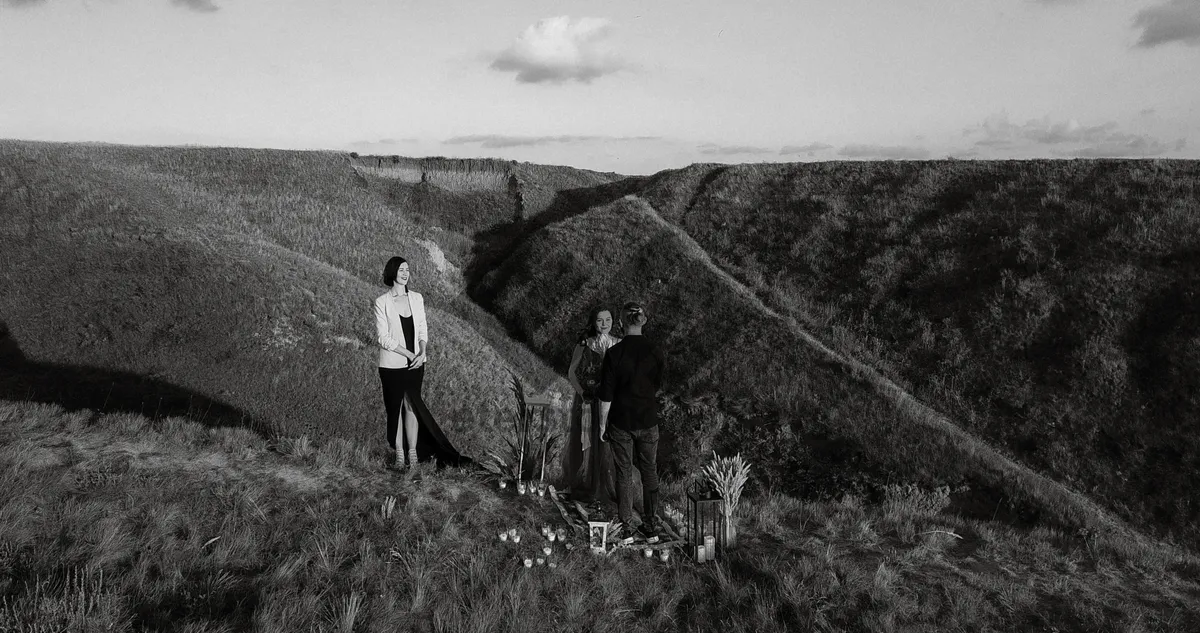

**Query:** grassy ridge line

left=635, top=159, right=1200, bottom=547
left=4, top=399, right=1198, bottom=632
left=632, top=194, right=1142, bottom=542
left=483, top=193, right=1146, bottom=543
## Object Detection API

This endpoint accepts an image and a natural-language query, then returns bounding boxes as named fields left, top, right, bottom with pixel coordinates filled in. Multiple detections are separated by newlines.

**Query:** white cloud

left=490, top=16, right=626, bottom=84
left=697, top=143, right=774, bottom=156
left=1134, top=0, right=1200, bottom=48
left=173, top=0, right=218, bottom=12
left=444, top=134, right=658, bottom=148
left=967, top=113, right=1178, bottom=156
left=779, top=142, right=833, bottom=156
left=1, top=0, right=219, bottom=10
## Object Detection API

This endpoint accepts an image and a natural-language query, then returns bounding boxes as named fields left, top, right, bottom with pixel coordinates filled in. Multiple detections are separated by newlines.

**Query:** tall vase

left=722, top=514, right=737, bottom=549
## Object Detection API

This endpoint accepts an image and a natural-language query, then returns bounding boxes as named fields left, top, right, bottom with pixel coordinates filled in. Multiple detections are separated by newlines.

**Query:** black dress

left=378, top=315, right=471, bottom=468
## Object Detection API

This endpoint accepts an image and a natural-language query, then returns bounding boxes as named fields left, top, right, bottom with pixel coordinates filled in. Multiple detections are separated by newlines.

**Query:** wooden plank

left=547, top=487, right=588, bottom=535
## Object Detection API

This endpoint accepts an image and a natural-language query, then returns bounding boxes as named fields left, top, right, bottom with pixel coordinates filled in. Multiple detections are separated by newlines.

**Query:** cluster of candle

left=642, top=547, right=671, bottom=562
left=693, top=536, right=718, bottom=563
left=507, top=525, right=572, bottom=568
left=501, top=480, right=549, bottom=497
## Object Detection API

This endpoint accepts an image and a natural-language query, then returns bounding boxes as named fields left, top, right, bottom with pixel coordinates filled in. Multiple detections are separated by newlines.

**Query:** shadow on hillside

left=464, top=176, right=647, bottom=305
left=0, top=318, right=272, bottom=435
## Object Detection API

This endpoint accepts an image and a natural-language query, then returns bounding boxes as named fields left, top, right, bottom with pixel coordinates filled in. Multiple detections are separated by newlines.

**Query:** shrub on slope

left=482, top=194, right=1135, bottom=540
left=639, top=159, right=1200, bottom=547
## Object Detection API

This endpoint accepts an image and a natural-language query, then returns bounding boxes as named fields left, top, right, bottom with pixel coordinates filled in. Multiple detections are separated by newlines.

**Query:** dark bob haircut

left=382, top=256, right=409, bottom=288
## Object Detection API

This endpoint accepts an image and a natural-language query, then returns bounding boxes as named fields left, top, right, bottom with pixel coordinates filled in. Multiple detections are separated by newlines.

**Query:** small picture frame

left=588, top=521, right=609, bottom=553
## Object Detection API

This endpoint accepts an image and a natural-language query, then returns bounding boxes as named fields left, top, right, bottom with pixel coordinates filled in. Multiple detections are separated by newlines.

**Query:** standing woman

left=561, top=306, right=620, bottom=505
left=374, top=256, right=467, bottom=469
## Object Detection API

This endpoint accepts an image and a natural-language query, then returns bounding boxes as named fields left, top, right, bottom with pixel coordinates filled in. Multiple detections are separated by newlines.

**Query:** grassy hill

left=4, top=141, right=1200, bottom=630
left=478, top=193, right=1152, bottom=540
left=4, top=399, right=1199, bottom=632
left=0, top=140, right=584, bottom=459
left=632, top=160, right=1200, bottom=548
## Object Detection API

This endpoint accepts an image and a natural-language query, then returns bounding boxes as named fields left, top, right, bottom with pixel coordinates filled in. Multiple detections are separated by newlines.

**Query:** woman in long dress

left=561, top=306, right=619, bottom=504
left=374, top=256, right=468, bottom=469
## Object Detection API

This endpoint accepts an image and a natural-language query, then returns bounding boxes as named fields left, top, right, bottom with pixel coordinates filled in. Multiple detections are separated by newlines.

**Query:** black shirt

left=400, top=314, right=415, bottom=353
left=597, top=334, right=665, bottom=431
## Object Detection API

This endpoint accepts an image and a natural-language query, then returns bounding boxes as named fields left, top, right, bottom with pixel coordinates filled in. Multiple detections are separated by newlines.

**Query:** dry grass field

left=2, top=140, right=1199, bottom=631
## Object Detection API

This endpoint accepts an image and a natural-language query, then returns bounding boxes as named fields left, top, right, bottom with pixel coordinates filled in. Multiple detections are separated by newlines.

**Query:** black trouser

left=607, top=425, right=660, bottom=526
left=379, top=366, right=423, bottom=450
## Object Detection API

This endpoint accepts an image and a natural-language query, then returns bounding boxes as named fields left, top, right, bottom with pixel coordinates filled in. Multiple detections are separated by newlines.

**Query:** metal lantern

left=686, top=482, right=725, bottom=562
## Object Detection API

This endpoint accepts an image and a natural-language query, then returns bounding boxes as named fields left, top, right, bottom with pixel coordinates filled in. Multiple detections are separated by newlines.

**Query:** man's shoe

left=637, top=521, right=661, bottom=542
left=609, top=522, right=637, bottom=544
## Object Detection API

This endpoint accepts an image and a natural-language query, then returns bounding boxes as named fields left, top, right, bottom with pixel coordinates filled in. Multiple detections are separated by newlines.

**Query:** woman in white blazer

left=374, top=256, right=466, bottom=469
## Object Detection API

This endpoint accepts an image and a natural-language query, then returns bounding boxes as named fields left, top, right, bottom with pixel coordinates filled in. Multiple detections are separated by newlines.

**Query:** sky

left=1, top=0, right=1198, bottom=175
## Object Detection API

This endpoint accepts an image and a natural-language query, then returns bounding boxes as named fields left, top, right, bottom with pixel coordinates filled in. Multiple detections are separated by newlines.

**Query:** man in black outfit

left=597, top=301, right=666, bottom=538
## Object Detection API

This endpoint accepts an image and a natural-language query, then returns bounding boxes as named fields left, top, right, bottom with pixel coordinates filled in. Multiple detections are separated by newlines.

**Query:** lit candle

left=565, top=542, right=574, bottom=550
left=541, top=525, right=550, bottom=536
left=499, top=480, right=507, bottom=490
left=536, top=558, right=545, bottom=566
left=523, top=558, right=532, bottom=568
left=499, top=533, right=508, bottom=542
left=643, top=548, right=653, bottom=558
left=548, top=561, right=558, bottom=568
left=542, top=546, right=552, bottom=556
left=695, top=545, right=706, bottom=563
left=537, top=487, right=545, bottom=497
left=517, top=482, right=526, bottom=495
left=547, top=532, right=557, bottom=542
left=512, top=534, right=521, bottom=543
left=659, top=549, right=671, bottom=562
left=704, top=536, right=716, bottom=561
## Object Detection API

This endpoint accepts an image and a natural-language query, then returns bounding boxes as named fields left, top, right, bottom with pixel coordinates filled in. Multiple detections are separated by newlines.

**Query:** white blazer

left=374, top=288, right=429, bottom=369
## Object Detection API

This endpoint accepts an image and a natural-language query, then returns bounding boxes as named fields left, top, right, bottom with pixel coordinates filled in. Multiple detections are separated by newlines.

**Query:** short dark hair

left=382, top=256, right=409, bottom=288
left=624, top=301, right=648, bottom=326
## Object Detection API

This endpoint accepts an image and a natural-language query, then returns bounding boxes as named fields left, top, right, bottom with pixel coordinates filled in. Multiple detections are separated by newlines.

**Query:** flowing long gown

left=385, top=314, right=470, bottom=469
left=401, top=367, right=471, bottom=468
left=561, top=336, right=618, bottom=505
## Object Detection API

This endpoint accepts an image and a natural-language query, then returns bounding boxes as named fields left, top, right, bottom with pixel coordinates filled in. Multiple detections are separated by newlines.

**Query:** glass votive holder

left=536, top=558, right=545, bottom=566
left=499, top=533, right=508, bottom=542
left=517, top=482, right=527, bottom=495
left=536, top=487, right=546, bottom=497
left=540, top=525, right=550, bottom=536
left=512, top=534, right=521, bottom=543
left=548, top=561, right=558, bottom=568
left=659, top=549, right=671, bottom=562
left=565, top=542, right=574, bottom=550
left=547, top=532, right=557, bottom=542
left=498, top=479, right=507, bottom=490
left=704, top=536, right=716, bottom=561
left=542, top=546, right=552, bottom=556
left=642, top=548, right=653, bottom=558
left=695, top=545, right=706, bottom=563
left=523, top=558, right=533, bottom=568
